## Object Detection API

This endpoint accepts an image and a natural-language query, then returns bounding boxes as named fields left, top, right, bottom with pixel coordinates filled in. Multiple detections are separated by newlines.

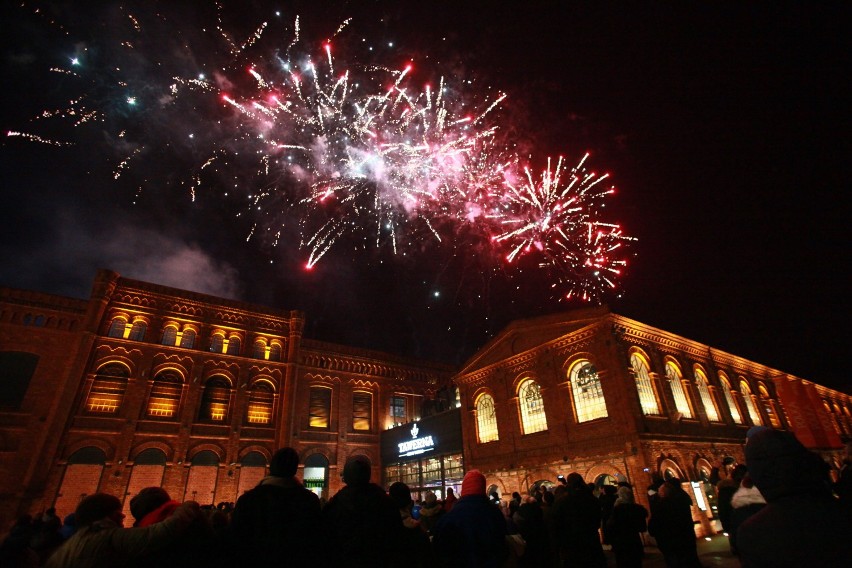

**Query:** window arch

left=161, top=325, right=178, bottom=346
left=352, top=391, right=372, bottom=431
left=629, top=351, right=659, bottom=415
left=718, top=374, right=742, bottom=424
left=146, top=370, right=183, bottom=418
left=107, top=316, right=127, bottom=338
left=475, top=393, right=499, bottom=443
left=758, top=384, right=782, bottom=428
left=199, top=376, right=231, bottom=421
left=665, top=361, right=693, bottom=419
left=128, top=320, right=147, bottom=341
left=309, top=386, right=332, bottom=428
left=246, top=381, right=275, bottom=425
left=269, top=343, right=283, bottom=362
left=226, top=336, right=241, bottom=356
left=209, top=333, right=224, bottom=353
left=695, top=368, right=720, bottom=422
left=179, top=328, right=196, bottom=349
left=518, top=379, right=548, bottom=434
left=739, top=380, right=762, bottom=426
left=86, top=363, right=129, bottom=413
left=570, top=360, right=608, bottom=422
left=252, top=340, right=267, bottom=360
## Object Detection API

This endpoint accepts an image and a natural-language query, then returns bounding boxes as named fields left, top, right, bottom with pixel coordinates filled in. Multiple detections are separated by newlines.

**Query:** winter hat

left=460, top=469, right=487, bottom=497
left=389, top=482, right=413, bottom=509
left=616, top=486, right=635, bottom=505
left=342, top=455, right=372, bottom=486
left=75, top=493, right=122, bottom=527
left=423, top=490, right=437, bottom=505
left=129, top=487, right=171, bottom=524
left=745, top=428, right=830, bottom=501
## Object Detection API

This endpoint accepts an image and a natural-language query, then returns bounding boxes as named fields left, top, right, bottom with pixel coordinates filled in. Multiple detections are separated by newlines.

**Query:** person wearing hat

left=389, top=482, right=434, bottom=567
left=227, top=447, right=322, bottom=565
left=432, top=469, right=509, bottom=567
left=737, top=428, right=852, bottom=567
left=321, top=454, right=403, bottom=567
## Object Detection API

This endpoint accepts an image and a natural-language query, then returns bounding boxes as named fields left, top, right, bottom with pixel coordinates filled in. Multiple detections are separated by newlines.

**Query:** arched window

left=199, top=376, right=231, bottom=421
left=352, top=391, right=372, bottom=431
left=309, top=386, right=332, bottom=428
left=246, top=381, right=275, bottom=425
left=570, top=360, right=608, bottom=423
left=128, top=321, right=147, bottom=341
left=630, top=351, right=659, bottom=415
left=269, top=343, right=283, bottom=362
left=161, top=326, right=178, bottom=346
left=86, top=363, right=129, bottom=413
left=695, top=369, right=719, bottom=422
left=252, top=340, right=267, bottom=360
left=146, top=371, right=183, bottom=418
left=0, top=351, right=39, bottom=409
left=107, top=317, right=127, bottom=338
left=226, top=336, right=241, bottom=356
left=758, top=385, right=782, bottom=428
left=209, top=333, right=224, bottom=353
left=518, top=379, right=548, bottom=434
left=739, top=380, right=762, bottom=426
left=475, top=393, right=499, bottom=443
left=665, top=361, right=693, bottom=419
left=179, top=328, right=196, bottom=349
left=719, top=374, right=743, bottom=424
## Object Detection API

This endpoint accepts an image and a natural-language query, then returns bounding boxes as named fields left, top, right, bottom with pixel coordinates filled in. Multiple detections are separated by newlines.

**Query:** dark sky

left=1, top=1, right=849, bottom=392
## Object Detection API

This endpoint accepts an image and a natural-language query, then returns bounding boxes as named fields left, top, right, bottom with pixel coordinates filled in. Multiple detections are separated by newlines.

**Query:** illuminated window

left=475, top=393, right=499, bottom=443
left=758, top=385, right=782, bottom=428
left=226, top=336, right=241, bottom=356
left=630, top=352, right=659, bottom=415
left=352, top=391, right=372, bottom=431
left=519, top=379, right=548, bottom=434
left=179, top=329, right=196, bottom=349
left=252, top=340, right=267, bottom=360
left=665, top=362, right=693, bottom=419
left=209, top=333, right=224, bottom=353
left=739, top=380, right=762, bottom=426
left=161, top=326, right=178, bottom=346
left=146, top=371, right=182, bottom=418
left=199, top=376, right=231, bottom=421
left=695, top=369, right=719, bottom=422
left=390, top=395, right=406, bottom=422
left=86, top=364, right=129, bottom=413
left=107, top=317, right=127, bottom=338
left=246, top=381, right=274, bottom=425
left=269, top=343, right=282, bottom=362
left=719, top=375, right=742, bottom=424
left=128, top=321, right=147, bottom=341
left=570, top=361, right=608, bottom=422
left=309, top=387, right=332, bottom=428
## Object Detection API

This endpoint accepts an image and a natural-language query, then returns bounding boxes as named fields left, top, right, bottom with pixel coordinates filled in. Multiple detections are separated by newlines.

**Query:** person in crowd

left=598, top=484, right=618, bottom=548
left=606, top=486, right=648, bottom=568
left=30, top=506, right=65, bottom=564
left=227, top=446, right=322, bottom=564
left=715, top=463, right=747, bottom=540
left=442, top=486, right=458, bottom=512
left=647, top=479, right=700, bottom=568
left=58, top=513, right=76, bottom=541
left=418, top=490, right=444, bottom=535
left=321, top=454, right=403, bottom=567
left=0, top=514, right=39, bottom=567
left=511, top=491, right=522, bottom=509
left=127, top=486, right=217, bottom=567
left=547, top=472, right=606, bottom=568
left=513, top=495, right=551, bottom=568
left=389, top=482, right=434, bottom=567
left=45, top=492, right=202, bottom=568
left=432, top=469, right=509, bottom=567
left=726, top=474, right=765, bottom=556
left=737, top=428, right=852, bottom=567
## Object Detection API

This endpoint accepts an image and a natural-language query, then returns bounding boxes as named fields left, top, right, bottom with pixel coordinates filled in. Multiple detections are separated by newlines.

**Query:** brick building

left=0, top=269, right=452, bottom=530
left=1, top=271, right=850, bottom=535
left=454, top=308, right=851, bottom=527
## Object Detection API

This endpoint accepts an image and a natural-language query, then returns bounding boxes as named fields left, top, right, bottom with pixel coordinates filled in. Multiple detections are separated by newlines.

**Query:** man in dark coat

left=647, top=479, right=700, bottom=568
left=547, top=472, right=606, bottom=568
left=227, top=447, right=322, bottom=564
left=737, top=428, right=852, bottom=568
left=432, top=469, right=509, bottom=568
left=321, top=454, right=403, bottom=567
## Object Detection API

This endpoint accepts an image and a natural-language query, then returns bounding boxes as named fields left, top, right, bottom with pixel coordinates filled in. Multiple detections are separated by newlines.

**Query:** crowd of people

left=1, top=429, right=850, bottom=568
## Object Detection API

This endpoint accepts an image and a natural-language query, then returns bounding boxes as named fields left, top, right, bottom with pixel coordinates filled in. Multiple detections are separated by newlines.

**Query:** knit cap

left=460, top=469, right=486, bottom=497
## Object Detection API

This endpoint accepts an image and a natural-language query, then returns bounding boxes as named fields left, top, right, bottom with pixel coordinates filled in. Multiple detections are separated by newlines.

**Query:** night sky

left=1, top=1, right=848, bottom=392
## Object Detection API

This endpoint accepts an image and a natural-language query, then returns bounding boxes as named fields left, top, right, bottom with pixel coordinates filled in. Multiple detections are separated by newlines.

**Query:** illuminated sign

left=398, top=422, right=436, bottom=457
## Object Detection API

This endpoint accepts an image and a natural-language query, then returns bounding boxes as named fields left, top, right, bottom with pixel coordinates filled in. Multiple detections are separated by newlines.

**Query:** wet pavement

left=604, top=534, right=741, bottom=567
